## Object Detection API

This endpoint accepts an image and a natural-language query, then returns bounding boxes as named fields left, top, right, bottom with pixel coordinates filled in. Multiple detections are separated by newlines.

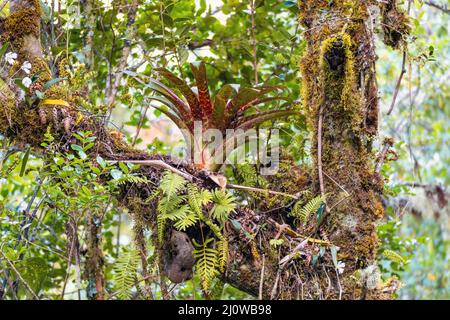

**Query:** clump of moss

left=31, top=57, right=52, bottom=83
left=58, top=58, right=71, bottom=79
left=0, top=78, right=19, bottom=131
left=319, top=33, right=362, bottom=130
left=380, top=0, right=411, bottom=49
left=1, top=0, right=42, bottom=51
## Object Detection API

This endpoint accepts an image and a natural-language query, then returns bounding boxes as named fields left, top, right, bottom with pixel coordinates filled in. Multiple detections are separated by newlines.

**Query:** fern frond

left=290, top=195, right=324, bottom=224
left=382, top=249, right=405, bottom=264
left=216, top=238, right=228, bottom=273
left=161, top=202, right=191, bottom=221
left=157, top=214, right=166, bottom=243
left=193, top=238, right=219, bottom=292
left=145, top=188, right=161, bottom=204
left=187, top=184, right=204, bottom=216
left=203, top=218, right=224, bottom=240
left=115, top=174, right=149, bottom=186
left=113, top=248, right=140, bottom=300
left=185, top=184, right=224, bottom=238
left=199, top=189, right=212, bottom=205
left=156, top=172, right=187, bottom=241
left=173, top=212, right=199, bottom=231
left=159, top=171, right=187, bottom=197
left=211, top=189, right=236, bottom=223
left=157, top=194, right=184, bottom=217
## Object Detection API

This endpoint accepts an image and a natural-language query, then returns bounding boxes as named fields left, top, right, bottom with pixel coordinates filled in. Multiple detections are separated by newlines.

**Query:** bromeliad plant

left=137, top=61, right=296, bottom=171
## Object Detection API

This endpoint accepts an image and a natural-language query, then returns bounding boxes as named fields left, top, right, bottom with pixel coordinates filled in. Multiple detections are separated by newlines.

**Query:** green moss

left=0, top=78, right=19, bottom=131
left=31, top=57, right=52, bottom=84
left=58, top=58, right=71, bottom=79
left=319, top=33, right=362, bottom=127
left=296, top=1, right=389, bottom=299
left=380, top=0, right=411, bottom=49
left=1, top=0, right=42, bottom=49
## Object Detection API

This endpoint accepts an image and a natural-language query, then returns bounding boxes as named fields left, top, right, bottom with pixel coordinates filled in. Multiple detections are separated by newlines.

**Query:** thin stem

left=132, top=105, right=149, bottom=146
left=107, top=160, right=303, bottom=199
left=386, top=50, right=406, bottom=115
left=0, top=247, right=39, bottom=300
left=258, top=254, right=265, bottom=300
left=250, top=0, right=258, bottom=84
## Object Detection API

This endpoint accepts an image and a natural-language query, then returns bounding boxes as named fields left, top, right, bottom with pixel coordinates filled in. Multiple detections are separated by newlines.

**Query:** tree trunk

left=299, top=0, right=385, bottom=298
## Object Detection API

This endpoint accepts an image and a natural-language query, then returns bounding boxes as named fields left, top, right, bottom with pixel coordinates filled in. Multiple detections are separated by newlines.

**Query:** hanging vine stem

left=386, top=50, right=407, bottom=115
left=131, top=104, right=149, bottom=146
left=317, top=104, right=330, bottom=214
left=250, top=0, right=258, bottom=84
left=387, top=0, right=412, bottom=115
left=258, top=254, right=265, bottom=300
left=0, top=245, right=39, bottom=300
left=159, top=0, right=168, bottom=66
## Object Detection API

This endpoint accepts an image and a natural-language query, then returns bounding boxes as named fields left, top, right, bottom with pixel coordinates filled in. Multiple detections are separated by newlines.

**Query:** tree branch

left=425, top=1, right=450, bottom=14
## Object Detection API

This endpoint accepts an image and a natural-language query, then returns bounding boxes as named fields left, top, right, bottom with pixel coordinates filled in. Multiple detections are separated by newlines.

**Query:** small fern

left=155, top=173, right=225, bottom=242
left=382, top=249, right=405, bottom=264
left=173, top=212, right=199, bottom=231
left=211, top=189, right=236, bottom=223
left=193, top=238, right=219, bottom=292
left=159, top=171, right=187, bottom=198
left=115, top=174, right=149, bottom=186
left=112, top=248, right=140, bottom=300
left=216, top=238, right=228, bottom=273
left=186, top=184, right=222, bottom=239
left=156, top=171, right=188, bottom=242
left=235, top=162, right=268, bottom=189
left=290, top=195, right=324, bottom=224
left=157, top=214, right=166, bottom=244
left=187, top=184, right=210, bottom=216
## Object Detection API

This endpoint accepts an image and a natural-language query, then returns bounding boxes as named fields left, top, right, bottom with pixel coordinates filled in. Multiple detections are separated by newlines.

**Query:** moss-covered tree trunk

left=298, top=0, right=384, bottom=299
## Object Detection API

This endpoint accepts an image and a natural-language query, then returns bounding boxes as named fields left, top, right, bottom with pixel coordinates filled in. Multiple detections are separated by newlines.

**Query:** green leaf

left=81, top=185, right=91, bottom=196
left=19, top=147, right=31, bottom=177
left=110, top=169, right=123, bottom=180
left=211, top=189, right=236, bottom=223
left=84, top=142, right=95, bottom=151
left=119, top=162, right=130, bottom=174
left=316, top=203, right=326, bottom=224
left=113, top=248, right=140, bottom=299
left=0, top=42, right=9, bottom=58
left=78, top=150, right=87, bottom=160
left=70, top=144, right=83, bottom=152
left=330, top=246, right=338, bottom=269
left=159, top=171, right=187, bottom=198
left=96, top=156, right=106, bottom=169
left=284, top=1, right=296, bottom=7
left=178, top=46, right=189, bottom=64
left=35, top=90, right=45, bottom=99
left=230, top=219, right=242, bottom=232
left=43, top=77, right=67, bottom=91
left=14, top=78, right=28, bottom=92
